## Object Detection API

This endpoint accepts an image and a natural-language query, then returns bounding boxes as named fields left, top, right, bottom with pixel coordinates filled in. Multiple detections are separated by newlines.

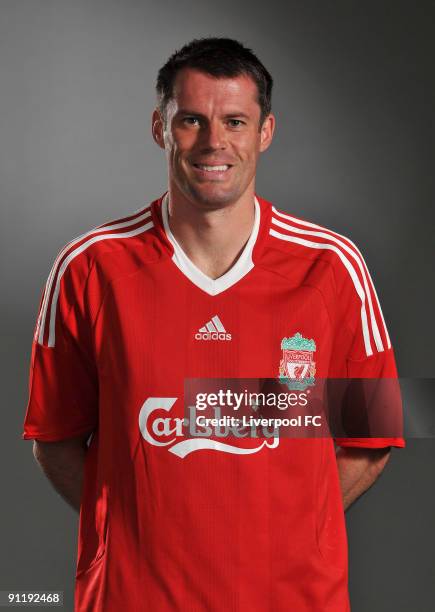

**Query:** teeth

left=196, top=164, right=230, bottom=172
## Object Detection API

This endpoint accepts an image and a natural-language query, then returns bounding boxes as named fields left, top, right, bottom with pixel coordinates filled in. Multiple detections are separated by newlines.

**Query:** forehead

left=170, top=68, right=260, bottom=113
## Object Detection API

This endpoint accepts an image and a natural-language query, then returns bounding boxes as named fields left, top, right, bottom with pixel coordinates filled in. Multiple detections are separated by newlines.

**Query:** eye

left=227, top=119, right=245, bottom=127
left=183, top=116, right=200, bottom=126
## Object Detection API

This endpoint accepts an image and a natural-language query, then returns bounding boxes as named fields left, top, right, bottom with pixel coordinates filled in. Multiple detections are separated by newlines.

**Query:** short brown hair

left=156, top=37, right=273, bottom=127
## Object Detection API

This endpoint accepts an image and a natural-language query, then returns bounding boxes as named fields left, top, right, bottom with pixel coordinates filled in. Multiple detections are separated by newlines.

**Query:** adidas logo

left=195, top=315, right=232, bottom=341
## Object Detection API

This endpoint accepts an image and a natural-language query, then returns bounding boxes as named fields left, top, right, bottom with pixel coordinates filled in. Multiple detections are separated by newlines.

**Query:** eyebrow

left=175, top=109, right=251, bottom=119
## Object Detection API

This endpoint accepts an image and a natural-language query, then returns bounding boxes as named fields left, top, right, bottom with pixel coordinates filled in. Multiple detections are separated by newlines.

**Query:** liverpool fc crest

left=279, top=332, right=316, bottom=390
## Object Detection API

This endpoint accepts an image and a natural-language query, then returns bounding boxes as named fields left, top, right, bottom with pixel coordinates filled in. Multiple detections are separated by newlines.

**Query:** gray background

left=1, top=0, right=434, bottom=610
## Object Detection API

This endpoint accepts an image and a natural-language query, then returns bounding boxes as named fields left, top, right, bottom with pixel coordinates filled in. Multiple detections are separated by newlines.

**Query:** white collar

left=161, top=192, right=260, bottom=296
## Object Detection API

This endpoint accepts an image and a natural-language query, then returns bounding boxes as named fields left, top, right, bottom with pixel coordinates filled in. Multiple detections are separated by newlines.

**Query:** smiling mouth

left=192, top=163, right=232, bottom=172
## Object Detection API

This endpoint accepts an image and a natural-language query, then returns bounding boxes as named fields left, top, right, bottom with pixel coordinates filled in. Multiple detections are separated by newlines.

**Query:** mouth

left=192, top=163, right=233, bottom=173
left=190, top=162, right=234, bottom=180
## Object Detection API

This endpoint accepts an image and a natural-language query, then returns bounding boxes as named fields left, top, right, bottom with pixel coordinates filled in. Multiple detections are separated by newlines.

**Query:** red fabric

left=23, top=194, right=405, bottom=611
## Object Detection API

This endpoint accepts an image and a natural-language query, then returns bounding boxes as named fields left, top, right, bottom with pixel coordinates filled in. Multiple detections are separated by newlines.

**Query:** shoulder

left=268, top=202, right=363, bottom=263
left=54, top=201, right=156, bottom=276
left=265, top=200, right=391, bottom=355
left=266, top=200, right=373, bottom=286
left=35, top=201, right=158, bottom=347
left=50, top=202, right=160, bottom=281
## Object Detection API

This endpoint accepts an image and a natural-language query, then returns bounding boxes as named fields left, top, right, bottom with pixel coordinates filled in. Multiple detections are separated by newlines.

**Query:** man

left=23, top=37, right=405, bottom=611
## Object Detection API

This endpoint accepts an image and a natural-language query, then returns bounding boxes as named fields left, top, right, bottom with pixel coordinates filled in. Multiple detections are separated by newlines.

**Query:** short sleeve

left=328, top=242, right=405, bottom=449
left=22, top=252, right=99, bottom=442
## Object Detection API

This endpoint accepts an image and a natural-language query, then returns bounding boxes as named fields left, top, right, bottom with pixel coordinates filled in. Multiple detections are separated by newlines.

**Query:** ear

left=259, top=113, right=275, bottom=153
left=152, top=108, right=165, bottom=149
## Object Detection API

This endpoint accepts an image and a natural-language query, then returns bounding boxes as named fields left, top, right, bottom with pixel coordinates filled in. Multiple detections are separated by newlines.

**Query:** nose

left=200, top=119, right=227, bottom=151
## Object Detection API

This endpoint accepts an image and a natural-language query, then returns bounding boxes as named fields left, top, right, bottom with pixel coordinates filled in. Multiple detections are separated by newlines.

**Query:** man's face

left=152, top=68, right=275, bottom=209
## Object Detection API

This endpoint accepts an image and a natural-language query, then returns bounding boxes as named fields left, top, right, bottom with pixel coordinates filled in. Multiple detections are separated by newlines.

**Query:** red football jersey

left=23, top=193, right=405, bottom=611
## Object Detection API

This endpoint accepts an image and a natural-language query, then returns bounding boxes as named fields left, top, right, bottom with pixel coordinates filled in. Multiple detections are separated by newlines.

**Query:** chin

left=186, top=185, right=242, bottom=209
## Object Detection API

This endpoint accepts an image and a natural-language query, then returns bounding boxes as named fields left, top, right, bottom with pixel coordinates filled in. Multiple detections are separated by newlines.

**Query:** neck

left=165, top=186, right=257, bottom=280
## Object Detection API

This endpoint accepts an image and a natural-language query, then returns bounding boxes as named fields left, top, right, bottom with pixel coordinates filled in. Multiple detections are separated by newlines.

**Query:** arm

left=335, top=446, right=391, bottom=511
left=32, top=431, right=92, bottom=513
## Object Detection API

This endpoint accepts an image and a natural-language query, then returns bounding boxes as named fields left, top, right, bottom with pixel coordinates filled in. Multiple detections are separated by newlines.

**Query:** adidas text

left=195, top=331, right=232, bottom=341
